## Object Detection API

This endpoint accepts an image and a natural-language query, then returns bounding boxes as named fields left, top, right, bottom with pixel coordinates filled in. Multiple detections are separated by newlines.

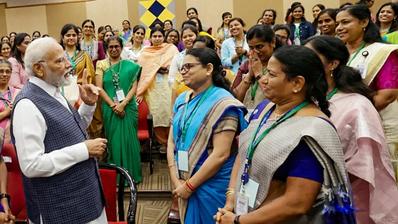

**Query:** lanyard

left=347, top=42, right=366, bottom=66
left=326, top=87, right=338, bottom=100
left=0, top=89, right=12, bottom=108
left=109, top=60, right=122, bottom=90
left=241, top=101, right=309, bottom=185
left=178, top=86, right=214, bottom=150
left=250, top=68, right=267, bottom=100
left=65, top=50, right=78, bottom=70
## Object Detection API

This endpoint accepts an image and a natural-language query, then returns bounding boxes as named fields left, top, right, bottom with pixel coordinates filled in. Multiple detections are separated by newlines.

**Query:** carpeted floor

left=134, top=159, right=172, bottom=224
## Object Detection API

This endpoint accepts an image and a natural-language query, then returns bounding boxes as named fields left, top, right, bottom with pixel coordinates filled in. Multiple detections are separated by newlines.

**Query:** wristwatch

left=234, top=215, right=241, bottom=224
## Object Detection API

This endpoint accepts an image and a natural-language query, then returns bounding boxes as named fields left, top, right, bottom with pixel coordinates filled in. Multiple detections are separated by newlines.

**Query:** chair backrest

left=138, top=100, right=150, bottom=131
left=99, top=163, right=137, bottom=224
left=1, top=143, right=27, bottom=221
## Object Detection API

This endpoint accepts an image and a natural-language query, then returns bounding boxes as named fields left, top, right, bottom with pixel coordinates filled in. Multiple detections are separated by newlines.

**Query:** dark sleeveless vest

left=11, top=82, right=104, bottom=224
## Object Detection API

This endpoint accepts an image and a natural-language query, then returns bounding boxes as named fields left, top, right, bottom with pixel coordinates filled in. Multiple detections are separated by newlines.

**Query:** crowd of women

left=0, top=0, right=398, bottom=223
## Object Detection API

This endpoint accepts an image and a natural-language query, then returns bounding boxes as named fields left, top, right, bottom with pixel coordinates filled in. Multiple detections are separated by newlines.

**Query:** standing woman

left=217, top=46, right=354, bottom=224
left=121, top=25, right=146, bottom=63
left=80, top=19, right=105, bottom=67
left=216, top=12, right=232, bottom=50
left=336, top=4, right=398, bottom=177
left=376, top=3, right=398, bottom=38
left=305, top=35, right=398, bottom=224
left=261, top=9, right=277, bottom=26
left=169, top=25, right=198, bottom=104
left=97, top=26, right=105, bottom=42
left=120, top=20, right=132, bottom=44
left=0, top=59, right=20, bottom=145
left=60, top=24, right=95, bottom=106
left=221, top=18, right=249, bottom=74
left=1, top=36, right=9, bottom=44
left=0, top=42, right=12, bottom=60
left=376, top=3, right=398, bottom=36
left=168, top=47, right=247, bottom=223
left=232, top=25, right=275, bottom=111
left=288, top=3, right=315, bottom=45
left=8, top=33, right=30, bottom=89
left=165, top=29, right=180, bottom=48
left=96, top=36, right=142, bottom=182
left=164, top=19, right=174, bottom=32
left=317, top=9, right=338, bottom=36
left=137, top=27, right=179, bottom=150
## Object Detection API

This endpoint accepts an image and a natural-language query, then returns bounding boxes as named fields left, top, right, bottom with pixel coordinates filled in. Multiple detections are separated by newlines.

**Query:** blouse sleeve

left=221, top=40, right=233, bottom=68
left=370, top=52, right=398, bottom=90
left=273, top=140, right=324, bottom=183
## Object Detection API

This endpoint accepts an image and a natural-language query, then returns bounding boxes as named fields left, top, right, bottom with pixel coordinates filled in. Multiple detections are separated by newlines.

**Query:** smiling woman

left=317, top=8, right=338, bottom=36
left=337, top=4, right=398, bottom=188
left=168, top=47, right=247, bottom=224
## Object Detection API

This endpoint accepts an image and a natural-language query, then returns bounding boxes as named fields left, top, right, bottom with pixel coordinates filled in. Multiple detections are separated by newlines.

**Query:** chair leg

left=149, top=140, right=153, bottom=175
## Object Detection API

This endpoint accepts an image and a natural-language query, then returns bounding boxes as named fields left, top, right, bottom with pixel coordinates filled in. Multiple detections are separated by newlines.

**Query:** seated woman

left=305, top=35, right=398, bottom=224
left=95, top=36, right=142, bottom=182
left=167, top=47, right=247, bottom=223
left=217, top=46, right=354, bottom=224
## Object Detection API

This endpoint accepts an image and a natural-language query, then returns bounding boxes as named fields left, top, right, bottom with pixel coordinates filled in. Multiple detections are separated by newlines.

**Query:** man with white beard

left=11, top=37, right=108, bottom=224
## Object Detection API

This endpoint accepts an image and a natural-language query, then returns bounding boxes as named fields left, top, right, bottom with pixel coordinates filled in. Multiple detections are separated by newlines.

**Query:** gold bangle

left=168, top=164, right=175, bottom=168
left=226, top=190, right=235, bottom=196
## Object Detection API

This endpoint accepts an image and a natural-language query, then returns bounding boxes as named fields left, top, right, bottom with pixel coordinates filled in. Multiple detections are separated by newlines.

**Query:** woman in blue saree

left=167, top=47, right=247, bottom=224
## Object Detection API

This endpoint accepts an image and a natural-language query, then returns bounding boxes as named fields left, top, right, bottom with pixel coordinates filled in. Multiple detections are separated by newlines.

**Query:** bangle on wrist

left=0, top=193, right=10, bottom=201
left=185, top=180, right=195, bottom=192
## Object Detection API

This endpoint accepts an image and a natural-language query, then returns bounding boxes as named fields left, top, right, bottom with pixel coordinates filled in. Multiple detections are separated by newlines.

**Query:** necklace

left=347, top=42, right=366, bottom=66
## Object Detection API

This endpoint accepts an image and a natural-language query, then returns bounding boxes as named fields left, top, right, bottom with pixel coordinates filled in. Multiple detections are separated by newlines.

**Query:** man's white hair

left=24, top=37, right=60, bottom=77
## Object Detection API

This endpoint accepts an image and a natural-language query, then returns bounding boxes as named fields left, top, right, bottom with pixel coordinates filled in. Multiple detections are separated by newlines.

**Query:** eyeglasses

left=275, top=34, right=288, bottom=40
left=179, top=62, right=202, bottom=73
left=0, top=69, right=11, bottom=75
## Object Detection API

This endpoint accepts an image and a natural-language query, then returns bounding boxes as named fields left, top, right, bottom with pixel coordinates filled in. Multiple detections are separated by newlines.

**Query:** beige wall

left=86, top=0, right=129, bottom=33
left=0, top=4, right=7, bottom=36
left=46, top=2, right=87, bottom=37
left=5, top=5, right=48, bottom=35
left=0, top=0, right=393, bottom=37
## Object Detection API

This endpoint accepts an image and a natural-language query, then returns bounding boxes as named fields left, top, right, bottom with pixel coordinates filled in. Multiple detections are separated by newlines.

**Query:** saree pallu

left=329, top=92, right=398, bottom=224
left=348, top=42, right=398, bottom=184
left=101, top=59, right=142, bottom=182
left=63, top=51, right=95, bottom=107
left=172, top=86, right=247, bottom=223
left=236, top=102, right=353, bottom=223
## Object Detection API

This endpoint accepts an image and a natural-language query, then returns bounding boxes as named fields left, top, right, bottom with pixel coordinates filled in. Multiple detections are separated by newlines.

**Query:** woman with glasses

left=96, top=36, right=142, bottom=182
left=232, top=25, right=276, bottom=111
left=0, top=59, right=20, bottom=146
left=80, top=19, right=105, bottom=67
left=8, top=33, right=30, bottom=89
left=137, top=27, right=179, bottom=152
left=167, top=47, right=247, bottom=223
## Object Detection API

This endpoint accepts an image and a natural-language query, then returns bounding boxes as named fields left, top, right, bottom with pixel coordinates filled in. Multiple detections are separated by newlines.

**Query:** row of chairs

left=1, top=100, right=156, bottom=223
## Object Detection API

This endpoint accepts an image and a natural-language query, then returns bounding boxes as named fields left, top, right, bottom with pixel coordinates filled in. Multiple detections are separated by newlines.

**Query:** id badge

left=240, top=179, right=259, bottom=208
left=177, top=150, right=189, bottom=172
left=236, top=192, right=249, bottom=215
left=116, top=89, right=125, bottom=102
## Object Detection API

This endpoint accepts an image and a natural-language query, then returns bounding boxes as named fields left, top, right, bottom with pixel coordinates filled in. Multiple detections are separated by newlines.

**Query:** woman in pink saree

left=305, top=35, right=398, bottom=224
left=0, top=59, right=20, bottom=146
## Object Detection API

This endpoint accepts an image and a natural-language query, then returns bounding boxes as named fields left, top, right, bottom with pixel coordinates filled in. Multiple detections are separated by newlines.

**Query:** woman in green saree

left=95, top=36, right=142, bottom=182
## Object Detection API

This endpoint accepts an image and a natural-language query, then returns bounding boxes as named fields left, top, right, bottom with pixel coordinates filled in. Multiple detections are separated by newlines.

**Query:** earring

left=330, top=71, right=334, bottom=78
left=293, top=89, right=298, bottom=93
